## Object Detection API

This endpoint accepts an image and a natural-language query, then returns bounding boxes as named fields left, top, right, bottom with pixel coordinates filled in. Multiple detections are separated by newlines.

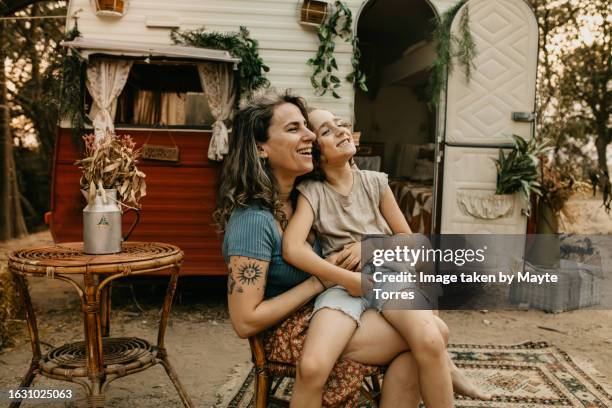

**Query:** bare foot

left=449, top=356, right=492, bottom=400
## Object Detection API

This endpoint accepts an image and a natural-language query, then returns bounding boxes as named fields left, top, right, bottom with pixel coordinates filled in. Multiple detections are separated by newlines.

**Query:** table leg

left=156, top=263, right=193, bottom=408
left=82, top=272, right=105, bottom=407
left=99, top=278, right=111, bottom=337
left=9, top=273, right=40, bottom=408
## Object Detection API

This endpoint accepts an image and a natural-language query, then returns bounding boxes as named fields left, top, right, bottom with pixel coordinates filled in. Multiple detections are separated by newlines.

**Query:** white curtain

left=197, top=62, right=236, bottom=161
left=86, top=59, right=133, bottom=142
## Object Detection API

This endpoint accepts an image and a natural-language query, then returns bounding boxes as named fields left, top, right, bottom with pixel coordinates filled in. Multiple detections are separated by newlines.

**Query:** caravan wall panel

left=65, top=0, right=385, bottom=121
left=67, top=0, right=452, bottom=121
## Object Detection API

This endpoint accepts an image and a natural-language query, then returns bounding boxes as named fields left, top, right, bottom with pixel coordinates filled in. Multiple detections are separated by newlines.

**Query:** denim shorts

left=312, top=265, right=427, bottom=325
left=312, top=285, right=369, bottom=325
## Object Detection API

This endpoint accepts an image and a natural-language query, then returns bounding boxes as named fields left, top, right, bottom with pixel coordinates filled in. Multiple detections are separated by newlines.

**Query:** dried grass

left=0, top=265, right=22, bottom=349
left=75, top=133, right=147, bottom=207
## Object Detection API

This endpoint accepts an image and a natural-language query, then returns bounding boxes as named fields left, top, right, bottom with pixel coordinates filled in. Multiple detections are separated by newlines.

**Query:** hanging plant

left=308, top=1, right=367, bottom=98
left=59, top=25, right=86, bottom=144
left=171, top=26, right=270, bottom=97
left=427, top=1, right=477, bottom=107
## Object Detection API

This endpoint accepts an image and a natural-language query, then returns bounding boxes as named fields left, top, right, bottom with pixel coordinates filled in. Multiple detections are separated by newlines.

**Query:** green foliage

left=530, top=0, right=610, bottom=210
left=59, top=25, right=86, bottom=144
left=171, top=26, right=269, bottom=96
left=3, top=2, right=68, bottom=231
left=495, top=135, right=552, bottom=200
left=308, top=1, right=367, bottom=98
left=427, top=1, right=477, bottom=107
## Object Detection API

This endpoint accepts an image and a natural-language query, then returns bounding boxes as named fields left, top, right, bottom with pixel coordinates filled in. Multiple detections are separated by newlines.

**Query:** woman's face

left=309, top=109, right=355, bottom=165
left=259, top=102, right=315, bottom=177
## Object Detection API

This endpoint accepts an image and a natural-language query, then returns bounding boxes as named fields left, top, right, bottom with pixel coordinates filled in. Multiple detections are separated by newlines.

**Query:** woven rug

left=219, top=342, right=611, bottom=408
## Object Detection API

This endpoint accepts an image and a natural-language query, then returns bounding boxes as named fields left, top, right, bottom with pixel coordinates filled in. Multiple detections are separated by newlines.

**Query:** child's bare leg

left=449, top=360, right=492, bottom=400
left=382, top=309, right=453, bottom=408
left=290, top=308, right=357, bottom=408
left=433, top=314, right=491, bottom=400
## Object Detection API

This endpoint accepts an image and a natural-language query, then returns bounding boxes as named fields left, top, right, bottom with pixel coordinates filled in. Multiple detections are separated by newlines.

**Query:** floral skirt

left=263, top=303, right=381, bottom=407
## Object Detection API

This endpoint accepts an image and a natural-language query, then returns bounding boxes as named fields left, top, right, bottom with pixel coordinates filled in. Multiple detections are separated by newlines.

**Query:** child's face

left=309, top=109, right=356, bottom=165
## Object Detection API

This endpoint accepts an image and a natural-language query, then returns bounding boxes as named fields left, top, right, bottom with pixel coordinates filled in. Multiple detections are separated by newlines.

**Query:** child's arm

left=283, top=194, right=363, bottom=296
left=380, top=185, right=412, bottom=234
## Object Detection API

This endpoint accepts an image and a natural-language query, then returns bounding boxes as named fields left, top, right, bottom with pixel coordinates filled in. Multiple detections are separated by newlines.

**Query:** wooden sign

left=141, top=144, right=180, bottom=162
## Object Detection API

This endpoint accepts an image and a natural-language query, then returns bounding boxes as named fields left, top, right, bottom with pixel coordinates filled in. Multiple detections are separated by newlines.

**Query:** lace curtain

left=197, top=62, right=236, bottom=161
left=85, top=59, right=133, bottom=142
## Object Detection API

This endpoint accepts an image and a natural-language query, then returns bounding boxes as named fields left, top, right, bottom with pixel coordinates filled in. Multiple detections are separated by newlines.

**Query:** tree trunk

left=595, top=132, right=611, bottom=211
left=0, top=19, right=28, bottom=241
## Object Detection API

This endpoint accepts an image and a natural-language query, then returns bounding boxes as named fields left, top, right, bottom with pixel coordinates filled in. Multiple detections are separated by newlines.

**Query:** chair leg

left=8, top=362, right=37, bottom=408
left=253, top=367, right=270, bottom=408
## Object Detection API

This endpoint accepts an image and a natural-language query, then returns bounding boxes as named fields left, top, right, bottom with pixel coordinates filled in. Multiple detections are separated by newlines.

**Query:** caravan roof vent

left=298, top=0, right=329, bottom=26
left=91, top=0, right=128, bottom=18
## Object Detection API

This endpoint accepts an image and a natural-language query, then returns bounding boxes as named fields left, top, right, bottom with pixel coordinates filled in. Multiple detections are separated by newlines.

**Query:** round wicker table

left=7, top=242, right=193, bottom=408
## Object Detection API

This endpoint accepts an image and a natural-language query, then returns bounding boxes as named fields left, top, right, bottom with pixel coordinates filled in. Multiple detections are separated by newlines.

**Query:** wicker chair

left=248, top=334, right=383, bottom=407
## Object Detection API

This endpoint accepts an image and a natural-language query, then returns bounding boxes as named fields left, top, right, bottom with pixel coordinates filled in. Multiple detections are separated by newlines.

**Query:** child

left=283, top=108, right=484, bottom=408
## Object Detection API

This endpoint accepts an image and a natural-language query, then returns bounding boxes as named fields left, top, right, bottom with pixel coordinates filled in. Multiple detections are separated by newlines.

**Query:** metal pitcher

left=82, top=188, right=140, bottom=254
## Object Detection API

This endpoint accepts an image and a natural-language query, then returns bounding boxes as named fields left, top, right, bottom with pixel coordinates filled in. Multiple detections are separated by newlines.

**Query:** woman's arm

left=227, top=255, right=323, bottom=338
left=283, top=194, right=363, bottom=296
left=379, top=185, right=412, bottom=234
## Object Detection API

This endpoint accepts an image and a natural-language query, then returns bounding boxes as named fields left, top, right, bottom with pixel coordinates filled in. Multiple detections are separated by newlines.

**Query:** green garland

left=428, top=1, right=477, bottom=107
left=59, top=24, right=86, bottom=144
left=308, top=1, right=367, bottom=98
left=171, top=26, right=269, bottom=96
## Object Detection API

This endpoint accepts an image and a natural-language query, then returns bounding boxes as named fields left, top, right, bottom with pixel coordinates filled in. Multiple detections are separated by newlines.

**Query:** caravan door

left=438, top=0, right=539, bottom=234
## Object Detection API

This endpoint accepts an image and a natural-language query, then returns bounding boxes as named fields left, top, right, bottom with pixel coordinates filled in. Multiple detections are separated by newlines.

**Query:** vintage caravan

left=49, top=0, right=538, bottom=275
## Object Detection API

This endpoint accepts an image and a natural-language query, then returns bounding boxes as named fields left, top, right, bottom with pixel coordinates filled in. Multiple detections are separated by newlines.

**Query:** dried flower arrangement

left=75, top=133, right=147, bottom=207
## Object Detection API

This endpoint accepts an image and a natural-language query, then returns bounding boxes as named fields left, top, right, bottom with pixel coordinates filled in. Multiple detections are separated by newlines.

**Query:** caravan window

left=98, top=62, right=215, bottom=128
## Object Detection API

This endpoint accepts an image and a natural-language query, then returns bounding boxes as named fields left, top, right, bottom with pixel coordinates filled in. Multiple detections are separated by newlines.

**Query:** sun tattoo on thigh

left=237, top=262, right=262, bottom=285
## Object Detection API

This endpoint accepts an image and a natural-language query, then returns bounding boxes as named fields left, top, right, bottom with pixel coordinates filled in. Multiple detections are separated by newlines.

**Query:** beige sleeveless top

left=296, top=169, right=392, bottom=257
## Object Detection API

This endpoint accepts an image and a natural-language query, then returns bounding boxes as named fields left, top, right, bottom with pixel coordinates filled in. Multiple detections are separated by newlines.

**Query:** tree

left=0, top=10, right=27, bottom=240
left=530, top=0, right=611, bottom=210
left=0, top=0, right=65, bottom=240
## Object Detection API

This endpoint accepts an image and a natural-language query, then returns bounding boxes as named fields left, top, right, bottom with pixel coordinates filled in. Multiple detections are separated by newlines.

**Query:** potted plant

left=75, top=133, right=146, bottom=254
left=457, top=135, right=551, bottom=220
left=494, top=134, right=552, bottom=216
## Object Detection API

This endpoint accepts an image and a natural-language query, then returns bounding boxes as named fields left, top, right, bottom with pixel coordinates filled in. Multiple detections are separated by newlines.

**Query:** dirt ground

left=0, top=193, right=611, bottom=406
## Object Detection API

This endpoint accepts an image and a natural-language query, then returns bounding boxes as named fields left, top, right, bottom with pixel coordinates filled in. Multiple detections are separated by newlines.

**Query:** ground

left=0, top=193, right=611, bottom=406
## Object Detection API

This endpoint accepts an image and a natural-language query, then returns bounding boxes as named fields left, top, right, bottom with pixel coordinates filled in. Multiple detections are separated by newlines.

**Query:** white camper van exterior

left=64, top=0, right=539, bottom=237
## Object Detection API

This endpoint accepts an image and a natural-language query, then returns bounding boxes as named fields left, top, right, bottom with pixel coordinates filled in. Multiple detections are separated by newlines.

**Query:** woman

left=214, top=89, right=423, bottom=407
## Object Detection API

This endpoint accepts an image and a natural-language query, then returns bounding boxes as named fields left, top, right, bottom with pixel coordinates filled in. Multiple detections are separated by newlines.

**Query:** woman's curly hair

left=213, top=89, right=310, bottom=232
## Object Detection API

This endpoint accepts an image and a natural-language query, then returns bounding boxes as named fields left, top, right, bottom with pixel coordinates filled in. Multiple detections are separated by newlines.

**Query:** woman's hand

left=328, top=241, right=362, bottom=271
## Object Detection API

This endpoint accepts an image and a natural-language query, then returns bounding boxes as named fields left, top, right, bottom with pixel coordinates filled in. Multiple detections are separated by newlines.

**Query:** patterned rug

left=220, top=342, right=611, bottom=408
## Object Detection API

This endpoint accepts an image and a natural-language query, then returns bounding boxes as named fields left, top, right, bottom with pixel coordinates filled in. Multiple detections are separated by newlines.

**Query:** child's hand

left=319, top=277, right=336, bottom=289
left=335, top=242, right=361, bottom=271
left=310, top=275, right=336, bottom=292
left=344, top=272, right=365, bottom=297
